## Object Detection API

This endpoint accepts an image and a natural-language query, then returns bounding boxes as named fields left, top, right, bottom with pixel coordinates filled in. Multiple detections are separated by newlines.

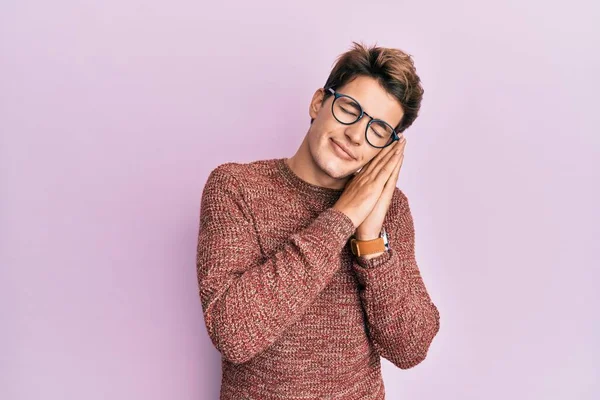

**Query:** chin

left=315, top=151, right=356, bottom=180
left=309, top=134, right=358, bottom=179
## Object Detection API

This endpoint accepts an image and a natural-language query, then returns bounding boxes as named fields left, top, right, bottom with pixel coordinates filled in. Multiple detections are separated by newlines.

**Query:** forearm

left=352, top=247, right=440, bottom=369
left=199, top=207, right=356, bottom=364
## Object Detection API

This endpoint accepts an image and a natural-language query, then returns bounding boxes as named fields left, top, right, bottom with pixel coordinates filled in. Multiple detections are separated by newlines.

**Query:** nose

left=344, top=116, right=370, bottom=145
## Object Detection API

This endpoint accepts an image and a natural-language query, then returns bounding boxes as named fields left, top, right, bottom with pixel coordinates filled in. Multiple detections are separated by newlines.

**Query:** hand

left=355, top=138, right=406, bottom=240
left=333, top=137, right=407, bottom=229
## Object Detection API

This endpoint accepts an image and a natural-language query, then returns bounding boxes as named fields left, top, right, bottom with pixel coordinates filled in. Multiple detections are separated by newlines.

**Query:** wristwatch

left=349, top=227, right=390, bottom=257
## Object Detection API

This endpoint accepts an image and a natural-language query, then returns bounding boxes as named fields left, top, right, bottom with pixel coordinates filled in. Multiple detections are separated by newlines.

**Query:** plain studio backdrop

left=1, top=1, right=598, bottom=399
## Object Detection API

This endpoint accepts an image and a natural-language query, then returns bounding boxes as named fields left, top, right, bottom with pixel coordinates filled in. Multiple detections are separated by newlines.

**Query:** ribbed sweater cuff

left=315, top=207, right=356, bottom=248
left=351, top=248, right=402, bottom=288
left=354, top=247, right=394, bottom=269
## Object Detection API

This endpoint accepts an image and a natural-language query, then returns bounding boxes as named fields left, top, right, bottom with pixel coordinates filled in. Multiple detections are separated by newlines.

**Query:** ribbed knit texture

left=196, top=157, right=440, bottom=399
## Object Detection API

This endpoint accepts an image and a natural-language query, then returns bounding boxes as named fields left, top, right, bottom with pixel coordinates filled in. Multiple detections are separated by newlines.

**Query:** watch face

left=381, top=228, right=389, bottom=248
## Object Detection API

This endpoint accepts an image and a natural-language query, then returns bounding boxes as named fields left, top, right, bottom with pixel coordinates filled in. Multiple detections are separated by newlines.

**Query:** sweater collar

left=276, top=158, right=345, bottom=202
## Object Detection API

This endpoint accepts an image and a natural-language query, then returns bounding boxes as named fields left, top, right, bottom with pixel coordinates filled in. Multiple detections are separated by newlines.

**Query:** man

left=196, top=41, right=440, bottom=399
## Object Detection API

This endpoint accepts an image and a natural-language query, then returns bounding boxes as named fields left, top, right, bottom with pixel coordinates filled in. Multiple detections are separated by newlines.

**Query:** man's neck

left=285, top=153, right=349, bottom=191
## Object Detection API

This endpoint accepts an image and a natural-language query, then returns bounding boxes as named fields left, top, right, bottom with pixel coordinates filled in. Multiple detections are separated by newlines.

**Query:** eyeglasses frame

left=325, top=87, right=401, bottom=148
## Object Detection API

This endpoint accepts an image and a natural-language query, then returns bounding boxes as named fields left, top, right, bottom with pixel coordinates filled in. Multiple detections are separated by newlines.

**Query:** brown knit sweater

left=196, top=157, right=440, bottom=399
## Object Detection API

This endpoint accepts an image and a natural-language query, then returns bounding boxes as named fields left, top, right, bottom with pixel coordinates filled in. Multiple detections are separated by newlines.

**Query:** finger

left=352, top=148, right=386, bottom=178
left=373, top=138, right=406, bottom=183
left=396, top=144, right=406, bottom=180
left=383, top=151, right=403, bottom=193
left=375, top=140, right=406, bottom=187
left=396, top=153, right=405, bottom=179
left=355, top=136, right=406, bottom=181
left=375, top=151, right=404, bottom=212
left=361, top=139, right=402, bottom=177
left=365, top=138, right=404, bottom=180
left=380, top=155, right=400, bottom=200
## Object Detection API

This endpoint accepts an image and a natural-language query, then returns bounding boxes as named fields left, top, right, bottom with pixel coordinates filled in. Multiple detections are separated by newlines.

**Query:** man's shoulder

left=392, top=186, right=409, bottom=206
left=206, top=157, right=280, bottom=191
left=388, top=186, right=410, bottom=221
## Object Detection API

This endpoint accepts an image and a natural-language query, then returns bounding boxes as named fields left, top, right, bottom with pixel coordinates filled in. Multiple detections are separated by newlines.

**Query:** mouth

left=330, top=138, right=355, bottom=161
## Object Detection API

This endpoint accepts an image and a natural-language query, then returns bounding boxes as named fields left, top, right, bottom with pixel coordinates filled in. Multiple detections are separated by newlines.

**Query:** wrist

left=332, top=205, right=359, bottom=229
left=354, top=232, right=380, bottom=241
left=349, top=226, right=389, bottom=258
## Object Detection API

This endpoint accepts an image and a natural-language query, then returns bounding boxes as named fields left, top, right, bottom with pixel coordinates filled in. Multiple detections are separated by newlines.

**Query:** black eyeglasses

left=326, top=87, right=401, bottom=148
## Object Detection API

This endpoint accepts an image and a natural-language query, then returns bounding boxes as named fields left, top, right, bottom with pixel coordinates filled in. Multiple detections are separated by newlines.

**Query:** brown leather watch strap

left=350, top=237, right=386, bottom=257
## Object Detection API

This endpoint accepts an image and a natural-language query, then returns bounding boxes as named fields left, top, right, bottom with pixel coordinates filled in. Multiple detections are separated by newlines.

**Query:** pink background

left=2, top=1, right=598, bottom=399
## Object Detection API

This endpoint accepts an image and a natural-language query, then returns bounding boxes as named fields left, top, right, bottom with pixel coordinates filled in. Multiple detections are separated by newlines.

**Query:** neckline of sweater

left=275, top=158, right=345, bottom=202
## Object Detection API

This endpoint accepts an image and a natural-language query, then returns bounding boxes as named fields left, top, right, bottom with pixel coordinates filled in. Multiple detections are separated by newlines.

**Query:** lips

left=331, top=139, right=355, bottom=160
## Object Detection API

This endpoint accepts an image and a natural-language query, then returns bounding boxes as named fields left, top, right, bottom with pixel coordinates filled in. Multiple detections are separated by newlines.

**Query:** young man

left=196, top=42, right=440, bottom=399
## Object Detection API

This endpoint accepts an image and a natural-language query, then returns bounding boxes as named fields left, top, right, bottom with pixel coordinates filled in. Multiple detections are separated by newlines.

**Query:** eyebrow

left=355, top=99, right=392, bottom=127
left=333, top=88, right=395, bottom=128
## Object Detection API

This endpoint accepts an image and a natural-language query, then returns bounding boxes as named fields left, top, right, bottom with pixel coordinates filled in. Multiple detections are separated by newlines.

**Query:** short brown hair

left=312, top=41, right=424, bottom=134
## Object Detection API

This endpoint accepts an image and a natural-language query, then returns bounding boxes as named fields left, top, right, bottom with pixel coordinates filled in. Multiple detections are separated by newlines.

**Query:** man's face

left=307, top=75, right=405, bottom=180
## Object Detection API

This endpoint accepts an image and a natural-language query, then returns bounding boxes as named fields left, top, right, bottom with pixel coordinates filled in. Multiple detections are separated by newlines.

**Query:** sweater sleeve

left=350, top=188, right=440, bottom=369
left=196, top=165, right=356, bottom=365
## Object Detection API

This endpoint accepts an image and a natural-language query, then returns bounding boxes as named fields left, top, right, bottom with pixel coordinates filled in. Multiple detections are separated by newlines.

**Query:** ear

left=309, top=88, right=326, bottom=121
